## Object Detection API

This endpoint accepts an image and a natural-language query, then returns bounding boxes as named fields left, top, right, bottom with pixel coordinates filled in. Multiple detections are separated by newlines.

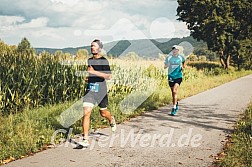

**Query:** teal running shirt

left=164, top=54, right=185, bottom=80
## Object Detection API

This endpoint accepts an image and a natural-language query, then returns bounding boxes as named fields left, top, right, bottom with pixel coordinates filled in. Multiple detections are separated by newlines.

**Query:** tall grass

left=0, top=101, right=73, bottom=164
left=216, top=103, right=252, bottom=167
left=0, top=49, right=86, bottom=115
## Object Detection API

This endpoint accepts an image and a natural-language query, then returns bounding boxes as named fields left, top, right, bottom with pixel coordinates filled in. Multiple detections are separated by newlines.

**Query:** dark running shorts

left=83, top=90, right=108, bottom=109
left=168, top=78, right=182, bottom=87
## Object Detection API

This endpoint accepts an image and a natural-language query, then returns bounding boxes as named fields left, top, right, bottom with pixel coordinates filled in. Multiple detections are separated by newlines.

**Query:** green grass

left=0, top=67, right=252, bottom=165
left=216, top=103, right=252, bottom=167
left=0, top=102, right=73, bottom=164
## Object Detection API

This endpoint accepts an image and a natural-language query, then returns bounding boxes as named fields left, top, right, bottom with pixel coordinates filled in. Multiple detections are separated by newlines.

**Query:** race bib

left=87, top=83, right=99, bottom=92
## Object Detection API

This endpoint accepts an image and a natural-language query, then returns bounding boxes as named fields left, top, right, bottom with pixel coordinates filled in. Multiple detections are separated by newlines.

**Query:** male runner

left=79, top=39, right=116, bottom=146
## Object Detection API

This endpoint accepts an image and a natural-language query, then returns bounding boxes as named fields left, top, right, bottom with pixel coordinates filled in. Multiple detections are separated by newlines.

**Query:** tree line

left=177, top=0, right=252, bottom=69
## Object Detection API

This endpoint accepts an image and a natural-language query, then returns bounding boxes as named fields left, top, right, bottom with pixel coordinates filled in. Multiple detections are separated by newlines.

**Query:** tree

left=188, top=54, right=198, bottom=61
left=199, top=56, right=207, bottom=62
left=177, top=0, right=252, bottom=69
left=232, top=39, right=252, bottom=70
left=194, top=48, right=218, bottom=61
left=76, top=49, right=89, bottom=60
left=239, top=39, right=252, bottom=70
left=17, top=37, right=35, bottom=56
left=54, top=50, right=64, bottom=60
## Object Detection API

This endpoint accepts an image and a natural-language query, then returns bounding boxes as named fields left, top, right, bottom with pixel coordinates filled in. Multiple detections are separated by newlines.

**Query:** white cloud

left=18, top=17, right=49, bottom=29
left=150, top=17, right=175, bottom=39
left=0, top=0, right=190, bottom=48
left=0, top=16, right=25, bottom=26
left=50, top=0, right=80, bottom=6
left=173, top=21, right=190, bottom=37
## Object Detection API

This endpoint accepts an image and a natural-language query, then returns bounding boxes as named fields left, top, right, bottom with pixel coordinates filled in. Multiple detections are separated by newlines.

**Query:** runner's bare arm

left=164, top=57, right=169, bottom=69
left=181, top=61, right=186, bottom=71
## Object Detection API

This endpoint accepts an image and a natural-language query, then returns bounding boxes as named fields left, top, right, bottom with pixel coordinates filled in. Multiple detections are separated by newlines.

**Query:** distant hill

left=35, top=36, right=207, bottom=58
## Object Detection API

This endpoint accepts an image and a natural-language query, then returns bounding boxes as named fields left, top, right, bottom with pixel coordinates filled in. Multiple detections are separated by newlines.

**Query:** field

left=1, top=47, right=252, bottom=164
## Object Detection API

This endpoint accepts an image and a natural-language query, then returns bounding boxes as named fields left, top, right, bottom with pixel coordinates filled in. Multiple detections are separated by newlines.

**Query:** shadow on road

left=126, top=103, right=237, bottom=133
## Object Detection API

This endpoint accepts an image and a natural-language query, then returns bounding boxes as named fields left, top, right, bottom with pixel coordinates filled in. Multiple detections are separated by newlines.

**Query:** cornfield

left=0, top=41, right=202, bottom=115
left=0, top=49, right=86, bottom=115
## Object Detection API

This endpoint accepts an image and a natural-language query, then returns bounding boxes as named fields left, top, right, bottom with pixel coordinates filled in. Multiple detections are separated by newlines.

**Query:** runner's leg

left=100, top=108, right=112, bottom=123
left=171, top=83, right=179, bottom=106
left=83, top=106, right=93, bottom=139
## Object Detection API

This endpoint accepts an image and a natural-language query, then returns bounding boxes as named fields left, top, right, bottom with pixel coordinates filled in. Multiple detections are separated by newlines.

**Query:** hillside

left=35, top=36, right=207, bottom=57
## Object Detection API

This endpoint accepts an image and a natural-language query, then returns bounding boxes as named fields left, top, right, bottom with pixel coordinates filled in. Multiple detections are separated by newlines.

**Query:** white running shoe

left=110, top=116, right=116, bottom=132
left=78, top=139, right=89, bottom=147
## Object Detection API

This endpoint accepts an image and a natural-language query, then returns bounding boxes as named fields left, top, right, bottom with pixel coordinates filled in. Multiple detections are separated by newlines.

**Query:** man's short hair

left=92, top=39, right=103, bottom=49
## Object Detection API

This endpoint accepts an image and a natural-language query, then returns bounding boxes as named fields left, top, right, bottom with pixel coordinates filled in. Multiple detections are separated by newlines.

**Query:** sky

left=0, top=0, right=190, bottom=48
